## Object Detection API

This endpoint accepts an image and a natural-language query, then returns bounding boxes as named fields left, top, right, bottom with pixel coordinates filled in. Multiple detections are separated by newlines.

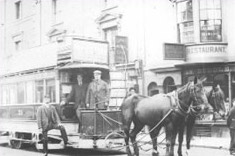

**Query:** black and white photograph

left=0, top=0, right=234, bottom=156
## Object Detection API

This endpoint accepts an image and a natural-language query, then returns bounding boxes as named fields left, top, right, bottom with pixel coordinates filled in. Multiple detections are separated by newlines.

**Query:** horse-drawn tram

left=0, top=37, right=124, bottom=151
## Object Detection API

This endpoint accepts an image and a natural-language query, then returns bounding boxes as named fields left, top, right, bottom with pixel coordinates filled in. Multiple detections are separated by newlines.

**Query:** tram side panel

left=0, top=104, right=79, bottom=149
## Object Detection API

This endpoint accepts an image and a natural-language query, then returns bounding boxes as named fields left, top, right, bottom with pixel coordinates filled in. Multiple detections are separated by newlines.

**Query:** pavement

left=0, top=133, right=230, bottom=151
left=136, top=132, right=230, bottom=150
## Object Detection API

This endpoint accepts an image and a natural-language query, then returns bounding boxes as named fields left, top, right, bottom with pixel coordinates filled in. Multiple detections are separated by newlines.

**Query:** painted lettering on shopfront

left=187, top=45, right=227, bottom=54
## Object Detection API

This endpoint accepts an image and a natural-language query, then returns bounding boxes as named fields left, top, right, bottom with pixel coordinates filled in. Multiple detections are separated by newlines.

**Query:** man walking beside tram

left=60, top=74, right=88, bottom=132
left=37, top=95, right=70, bottom=156
left=86, top=70, right=109, bottom=109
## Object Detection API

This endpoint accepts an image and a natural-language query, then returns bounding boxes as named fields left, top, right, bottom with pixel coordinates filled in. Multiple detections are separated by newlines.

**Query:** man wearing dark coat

left=86, top=70, right=109, bottom=109
left=37, top=95, right=69, bottom=156
left=61, top=74, right=88, bottom=132
left=227, top=105, right=235, bottom=155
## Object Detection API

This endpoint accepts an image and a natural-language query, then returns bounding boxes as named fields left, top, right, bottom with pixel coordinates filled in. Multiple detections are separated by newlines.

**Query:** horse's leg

left=186, top=116, right=196, bottom=150
left=165, top=123, right=173, bottom=156
left=177, top=123, right=185, bottom=156
left=149, top=127, right=161, bottom=156
left=129, top=119, right=144, bottom=156
left=170, top=127, right=178, bottom=156
left=165, top=121, right=178, bottom=156
left=123, top=123, right=132, bottom=156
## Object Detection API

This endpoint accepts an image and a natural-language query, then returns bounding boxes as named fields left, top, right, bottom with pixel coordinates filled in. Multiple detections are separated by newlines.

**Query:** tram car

left=0, top=37, right=125, bottom=151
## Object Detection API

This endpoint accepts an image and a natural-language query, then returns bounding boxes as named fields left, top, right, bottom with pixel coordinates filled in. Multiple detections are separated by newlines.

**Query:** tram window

left=26, top=81, right=34, bottom=103
left=2, top=86, right=10, bottom=105
left=35, top=80, right=44, bottom=103
left=9, top=84, right=17, bottom=104
left=17, top=82, right=25, bottom=104
left=46, top=79, right=55, bottom=103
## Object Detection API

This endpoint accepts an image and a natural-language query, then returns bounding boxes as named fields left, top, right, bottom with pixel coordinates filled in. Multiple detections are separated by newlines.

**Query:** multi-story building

left=0, top=0, right=185, bottom=107
left=1, top=0, right=234, bottom=111
left=171, top=0, right=235, bottom=109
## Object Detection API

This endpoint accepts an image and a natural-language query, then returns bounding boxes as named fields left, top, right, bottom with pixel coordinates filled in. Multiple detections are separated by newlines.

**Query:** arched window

left=147, top=82, right=158, bottom=96
left=163, top=77, right=176, bottom=94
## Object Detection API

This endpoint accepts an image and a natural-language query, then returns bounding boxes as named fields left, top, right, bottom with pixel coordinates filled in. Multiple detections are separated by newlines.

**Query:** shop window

left=46, top=79, right=56, bottom=103
left=35, top=80, right=44, bottom=103
left=177, top=0, right=194, bottom=43
left=199, top=0, right=222, bottom=42
left=214, top=74, right=228, bottom=100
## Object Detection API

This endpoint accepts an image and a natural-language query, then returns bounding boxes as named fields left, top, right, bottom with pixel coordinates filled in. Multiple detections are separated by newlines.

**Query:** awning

left=57, top=62, right=109, bottom=70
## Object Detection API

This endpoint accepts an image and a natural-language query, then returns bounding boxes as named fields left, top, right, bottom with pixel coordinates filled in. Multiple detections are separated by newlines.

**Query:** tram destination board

left=80, top=110, right=122, bottom=138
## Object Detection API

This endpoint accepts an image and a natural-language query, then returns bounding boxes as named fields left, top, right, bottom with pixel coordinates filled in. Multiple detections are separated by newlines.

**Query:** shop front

left=176, top=62, right=235, bottom=138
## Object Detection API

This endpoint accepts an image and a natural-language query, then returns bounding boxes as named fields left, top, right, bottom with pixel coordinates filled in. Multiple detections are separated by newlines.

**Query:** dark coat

left=37, top=104, right=61, bottom=131
left=227, top=106, right=235, bottom=129
left=65, top=83, right=88, bottom=109
left=86, top=79, right=109, bottom=109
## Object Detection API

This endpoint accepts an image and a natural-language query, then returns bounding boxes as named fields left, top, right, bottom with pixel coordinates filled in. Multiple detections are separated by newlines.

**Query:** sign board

left=115, top=36, right=128, bottom=64
left=164, top=43, right=185, bottom=60
left=186, top=44, right=227, bottom=62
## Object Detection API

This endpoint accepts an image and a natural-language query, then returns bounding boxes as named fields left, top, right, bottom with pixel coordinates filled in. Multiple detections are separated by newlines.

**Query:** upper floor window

left=177, top=0, right=194, bottom=43
left=15, top=40, right=22, bottom=51
left=52, top=0, right=58, bottom=23
left=15, top=1, right=21, bottom=19
left=104, top=0, right=118, bottom=9
left=199, top=0, right=222, bottom=42
left=103, top=26, right=118, bottom=65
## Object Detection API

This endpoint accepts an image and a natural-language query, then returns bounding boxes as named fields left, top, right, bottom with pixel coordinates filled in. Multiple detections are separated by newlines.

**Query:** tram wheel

left=105, top=131, right=125, bottom=150
left=10, top=140, right=23, bottom=149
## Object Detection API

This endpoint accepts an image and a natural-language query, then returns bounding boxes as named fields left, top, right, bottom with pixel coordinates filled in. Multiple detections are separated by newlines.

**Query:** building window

left=52, top=0, right=58, bottom=23
left=15, top=1, right=21, bottom=19
left=103, top=26, right=118, bottom=65
left=15, top=40, right=22, bottom=51
left=177, top=0, right=194, bottom=43
left=104, top=0, right=118, bottom=8
left=199, top=0, right=222, bottom=42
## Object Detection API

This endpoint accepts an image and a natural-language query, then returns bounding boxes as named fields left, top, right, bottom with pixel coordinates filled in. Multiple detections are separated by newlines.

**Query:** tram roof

left=57, top=62, right=109, bottom=70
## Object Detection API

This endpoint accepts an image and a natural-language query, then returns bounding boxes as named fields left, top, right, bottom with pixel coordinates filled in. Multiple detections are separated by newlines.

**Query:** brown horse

left=120, top=77, right=208, bottom=156
left=177, top=85, right=226, bottom=156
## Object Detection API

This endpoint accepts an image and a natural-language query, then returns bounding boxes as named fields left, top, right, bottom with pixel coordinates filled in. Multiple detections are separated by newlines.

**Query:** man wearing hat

left=37, top=95, right=70, bottom=156
left=60, top=74, right=88, bottom=132
left=86, top=70, right=109, bottom=109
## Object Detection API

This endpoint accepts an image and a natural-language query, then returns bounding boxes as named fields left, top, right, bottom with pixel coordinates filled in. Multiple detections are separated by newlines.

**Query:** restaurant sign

left=186, top=44, right=227, bottom=62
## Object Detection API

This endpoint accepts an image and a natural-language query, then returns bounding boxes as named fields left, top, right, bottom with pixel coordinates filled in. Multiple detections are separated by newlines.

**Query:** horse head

left=207, top=85, right=226, bottom=118
left=187, top=77, right=209, bottom=114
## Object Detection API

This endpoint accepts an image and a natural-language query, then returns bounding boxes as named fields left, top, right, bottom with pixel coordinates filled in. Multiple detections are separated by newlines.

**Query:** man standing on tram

left=37, top=95, right=70, bottom=156
left=86, top=70, right=109, bottom=109
left=60, top=74, right=88, bottom=132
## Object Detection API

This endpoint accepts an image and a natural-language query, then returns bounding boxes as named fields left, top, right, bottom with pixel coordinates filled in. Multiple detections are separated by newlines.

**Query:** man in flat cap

left=86, top=70, right=109, bottom=109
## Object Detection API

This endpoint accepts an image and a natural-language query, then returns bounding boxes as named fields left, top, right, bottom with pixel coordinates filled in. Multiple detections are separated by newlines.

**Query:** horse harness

left=166, top=84, right=202, bottom=117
